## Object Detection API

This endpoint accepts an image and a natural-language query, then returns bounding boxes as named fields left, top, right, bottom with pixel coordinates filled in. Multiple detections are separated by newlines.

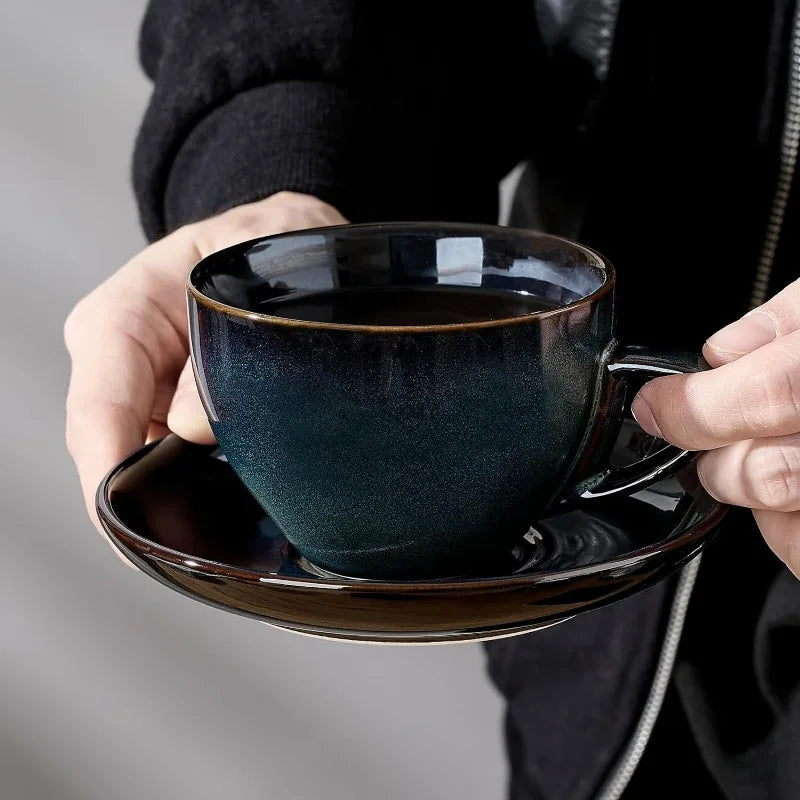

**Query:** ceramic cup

left=187, top=222, right=705, bottom=579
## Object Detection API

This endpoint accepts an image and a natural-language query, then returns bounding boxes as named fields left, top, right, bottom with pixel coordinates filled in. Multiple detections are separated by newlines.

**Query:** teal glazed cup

left=188, top=223, right=705, bottom=579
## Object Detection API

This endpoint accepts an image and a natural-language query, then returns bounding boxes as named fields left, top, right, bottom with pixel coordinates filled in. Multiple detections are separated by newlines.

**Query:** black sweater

left=133, top=0, right=540, bottom=240
left=133, top=2, right=800, bottom=799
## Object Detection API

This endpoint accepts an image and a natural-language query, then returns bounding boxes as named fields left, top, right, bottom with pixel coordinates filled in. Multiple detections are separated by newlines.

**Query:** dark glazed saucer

left=97, top=424, right=726, bottom=644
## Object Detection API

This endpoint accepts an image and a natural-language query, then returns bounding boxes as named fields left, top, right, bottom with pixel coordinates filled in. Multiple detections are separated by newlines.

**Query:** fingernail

left=631, top=395, right=664, bottom=438
left=168, top=388, right=215, bottom=444
left=695, top=459, right=723, bottom=503
left=706, top=311, right=776, bottom=355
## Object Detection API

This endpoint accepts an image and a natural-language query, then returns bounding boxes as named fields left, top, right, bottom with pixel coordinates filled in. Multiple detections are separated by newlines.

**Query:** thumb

left=703, top=277, right=800, bottom=367
left=702, top=310, right=777, bottom=367
left=167, top=358, right=216, bottom=444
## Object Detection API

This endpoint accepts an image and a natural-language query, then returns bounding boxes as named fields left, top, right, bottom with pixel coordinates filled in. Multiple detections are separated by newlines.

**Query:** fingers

left=167, top=358, right=216, bottom=444
left=64, top=335, right=155, bottom=570
left=628, top=281, right=800, bottom=581
left=703, top=277, right=800, bottom=367
left=697, top=434, right=800, bottom=512
left=191, top=192, right=348, bottom=258
left=65, top=330, right=155, bottom=505
left=752, top=509, right=800, bottom=579
left=632, top=328, right=800, bottom=450
left=64, top=227, right=201, bottom=541
left=65, top=193, right=348, bottom=565
left=703, top=312, right=777, bottom=367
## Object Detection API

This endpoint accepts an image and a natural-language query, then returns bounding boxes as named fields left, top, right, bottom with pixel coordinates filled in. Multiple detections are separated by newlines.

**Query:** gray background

left=0, top=2, right=510, bottom=798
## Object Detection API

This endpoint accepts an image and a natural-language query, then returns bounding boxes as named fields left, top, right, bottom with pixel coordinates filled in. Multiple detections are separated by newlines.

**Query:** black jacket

left=132, top=2, right=800, bottom=798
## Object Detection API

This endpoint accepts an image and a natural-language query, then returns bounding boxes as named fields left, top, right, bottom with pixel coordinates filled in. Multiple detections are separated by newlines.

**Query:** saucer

left=97, top=428, right=726, bottom=644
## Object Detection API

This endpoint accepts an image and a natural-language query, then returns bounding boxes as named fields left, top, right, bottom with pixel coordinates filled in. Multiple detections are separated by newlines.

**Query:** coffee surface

left=256, top=285, right=561, bottom=326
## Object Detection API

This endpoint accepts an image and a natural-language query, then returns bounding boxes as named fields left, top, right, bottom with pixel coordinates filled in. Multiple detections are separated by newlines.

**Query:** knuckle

left=63, top=314, right=77, bottom=351
left=173, top=221, right=206, bottom=257
left=267, top=190, right=295, bottom=204
left=739, top=366, right=800, bottom=434
left=737, top=373, right=774, bottom=434
left=233, top=214, right=269, bottom=239
left=184, top=224, right=218, bottom=260
left=223, top=224, right=268, bottom=251
left=267, top=208, right=294, bottom=230
left=221, top=204, right=259, bottom=227
left=195, top=212, right=271, bottom=256
left=64, top=423, right=76, bottom=457
left=668, top=377, right=707, bottom=445
left=116, top=308, right=158, bottom=357
left=310, top=207, right=343, bottom=227
left=64, top=413, right=83, bottom=459
left=765, top=365, right=800, bottom=421
left=746, top=442, right=800, bottom=510
left=179, top=220, right=200, bottom=237
left=64, top=279, right=125, bottom=354
left=63, top=301, right=88, bottom=351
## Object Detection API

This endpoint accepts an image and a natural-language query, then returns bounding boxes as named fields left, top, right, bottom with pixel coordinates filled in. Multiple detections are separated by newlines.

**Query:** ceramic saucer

left=97, top=426, right=726, bottom=644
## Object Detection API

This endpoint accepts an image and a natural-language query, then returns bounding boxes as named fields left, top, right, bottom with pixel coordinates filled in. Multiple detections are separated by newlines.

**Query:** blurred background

left=0, top=2, right=508, bottom=798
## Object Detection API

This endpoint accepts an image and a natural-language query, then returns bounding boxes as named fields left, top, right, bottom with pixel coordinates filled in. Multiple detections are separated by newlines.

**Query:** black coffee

left=256, top=286, right=561, bottom=326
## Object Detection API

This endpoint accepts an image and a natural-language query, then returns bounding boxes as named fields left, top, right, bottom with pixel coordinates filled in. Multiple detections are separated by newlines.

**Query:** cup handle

left=562, top=345, right=710, bottom=503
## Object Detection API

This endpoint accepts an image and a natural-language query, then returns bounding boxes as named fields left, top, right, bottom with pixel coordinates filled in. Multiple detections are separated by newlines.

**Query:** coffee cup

left=187, top=222, right=704, bottom=579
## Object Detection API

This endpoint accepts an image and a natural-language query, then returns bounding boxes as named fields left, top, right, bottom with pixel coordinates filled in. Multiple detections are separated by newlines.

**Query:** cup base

left=288, top=525, right=551, bottom=583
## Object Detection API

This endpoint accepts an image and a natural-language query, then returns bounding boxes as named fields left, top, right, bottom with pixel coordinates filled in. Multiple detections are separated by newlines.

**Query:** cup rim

left=187, top=221, right=615, bottom=333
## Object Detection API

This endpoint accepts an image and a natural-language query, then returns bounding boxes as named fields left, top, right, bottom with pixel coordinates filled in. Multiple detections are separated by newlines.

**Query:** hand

left=632, top=279, right=800, bottom=579
left=65, top=192, right=347, bottom=561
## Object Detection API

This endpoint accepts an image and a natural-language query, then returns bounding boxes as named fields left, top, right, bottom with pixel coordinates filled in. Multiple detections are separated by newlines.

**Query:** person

left=64, top=2, right=800, bottom=797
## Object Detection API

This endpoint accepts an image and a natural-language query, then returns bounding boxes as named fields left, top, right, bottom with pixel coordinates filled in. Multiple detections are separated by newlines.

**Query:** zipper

left=595, top=0, right=623, bottom=81
left=594, top=555, right=701, bottom=800
left=750, top=2, right=800, bottom=309
left=595, top=8, right=800, bottom=798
